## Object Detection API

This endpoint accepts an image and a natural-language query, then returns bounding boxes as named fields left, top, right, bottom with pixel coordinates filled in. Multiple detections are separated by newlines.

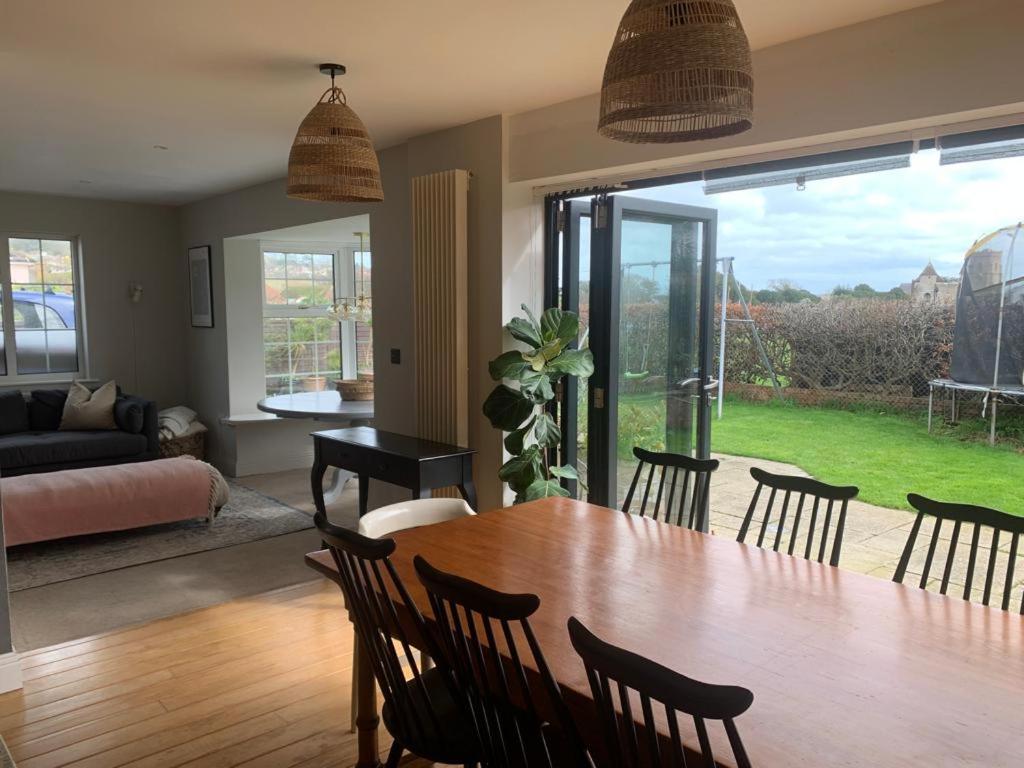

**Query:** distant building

left=906, top=262, right=959, bottom=304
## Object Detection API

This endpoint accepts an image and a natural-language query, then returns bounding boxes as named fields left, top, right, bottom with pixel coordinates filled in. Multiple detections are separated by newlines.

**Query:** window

left=261, top=244, right=371, bottom=396
left=0, top=236, right=82, bottom=380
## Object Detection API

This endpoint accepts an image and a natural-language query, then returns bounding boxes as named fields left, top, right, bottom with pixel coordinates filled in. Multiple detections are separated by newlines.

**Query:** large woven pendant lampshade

left=599, top=0, right=753, bottom=144
left=287, top=64, right=383, bottom=202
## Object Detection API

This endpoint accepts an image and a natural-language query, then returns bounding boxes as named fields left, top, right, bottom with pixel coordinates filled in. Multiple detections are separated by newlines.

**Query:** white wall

left=0, top=190, right=187, bottom=406
left=508, top=0, right=1024, bottom=187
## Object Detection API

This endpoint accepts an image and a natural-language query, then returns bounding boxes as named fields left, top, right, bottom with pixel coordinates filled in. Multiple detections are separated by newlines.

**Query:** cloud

left=618, top=150, right=1024, bottom=294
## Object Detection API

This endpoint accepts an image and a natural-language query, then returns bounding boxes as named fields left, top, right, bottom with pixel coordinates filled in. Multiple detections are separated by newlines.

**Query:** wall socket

left=390, top=348, right=401, bottom=364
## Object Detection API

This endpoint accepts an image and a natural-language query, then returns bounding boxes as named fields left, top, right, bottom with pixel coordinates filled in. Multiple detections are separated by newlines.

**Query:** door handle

left=676, top=377, right=699, bottom=389
left=703, top=379, right=719, bottom=392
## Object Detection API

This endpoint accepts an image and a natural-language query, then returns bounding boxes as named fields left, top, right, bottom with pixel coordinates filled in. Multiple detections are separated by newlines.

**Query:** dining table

left=305, top=496, right=1024, bottom=768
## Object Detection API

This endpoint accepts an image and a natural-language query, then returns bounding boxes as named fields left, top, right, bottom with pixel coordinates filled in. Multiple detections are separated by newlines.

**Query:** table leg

left=322, top=467, right=355, bottom=505
left=358, top=474, right=370, bottom=517
left=353, top=633, right=382, bottom=768
left=458, top=479, right=478, bottom=512
left=310, top=459, right=328, bottom=516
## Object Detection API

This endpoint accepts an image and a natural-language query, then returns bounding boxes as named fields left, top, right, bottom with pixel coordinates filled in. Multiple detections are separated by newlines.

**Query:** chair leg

left=350, top=640, right=360, bottom=733
left=385, top=741, right=403, bottom=768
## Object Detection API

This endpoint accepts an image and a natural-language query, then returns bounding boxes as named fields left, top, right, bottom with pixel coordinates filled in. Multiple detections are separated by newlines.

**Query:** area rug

left=6, top=481, right=315, bottom=592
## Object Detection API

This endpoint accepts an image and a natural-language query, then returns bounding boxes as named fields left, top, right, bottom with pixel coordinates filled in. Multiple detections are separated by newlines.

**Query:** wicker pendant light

left=599, top=0, right=754, bottom=144
left=287, top=64, right=383, bottom=202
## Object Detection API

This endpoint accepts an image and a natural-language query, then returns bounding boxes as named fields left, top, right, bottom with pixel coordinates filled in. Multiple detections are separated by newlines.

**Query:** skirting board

left=0, top=652, right=22, bottom=694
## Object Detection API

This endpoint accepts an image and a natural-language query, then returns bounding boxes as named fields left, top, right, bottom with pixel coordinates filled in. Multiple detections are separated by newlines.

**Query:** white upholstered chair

left=349, top=497, right=476, bottom=731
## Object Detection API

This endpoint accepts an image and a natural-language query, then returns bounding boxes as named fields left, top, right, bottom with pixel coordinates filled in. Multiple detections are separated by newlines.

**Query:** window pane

left=265, top=375, right=291, bottom=396
left=312, top=253, right=333, bottom=280
left=286, top=252, right=312, bottom=279
left=311, top=281, right=335, bottom=305
left=263, top=252, right=287, bottom=279
left=8, top=237, right=79, bottom=376
left=9, top=238, right=42, bottom=285
left=264, top=278, right=287, bottom=305
left=285, top=279, right=314, bottom=305
left=42, top=240, right=73, bottom=284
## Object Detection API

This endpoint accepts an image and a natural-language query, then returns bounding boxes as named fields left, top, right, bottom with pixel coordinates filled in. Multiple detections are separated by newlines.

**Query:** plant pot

left=302, top=376, right=327, bottom=392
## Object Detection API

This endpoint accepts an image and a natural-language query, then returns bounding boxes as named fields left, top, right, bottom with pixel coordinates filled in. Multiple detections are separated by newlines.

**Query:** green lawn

left=618, top=394, right=1024, bottom=516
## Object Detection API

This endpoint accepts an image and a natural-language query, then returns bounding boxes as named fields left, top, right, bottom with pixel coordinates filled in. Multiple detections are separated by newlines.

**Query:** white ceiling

left=0, top=0, right=940, bottom=205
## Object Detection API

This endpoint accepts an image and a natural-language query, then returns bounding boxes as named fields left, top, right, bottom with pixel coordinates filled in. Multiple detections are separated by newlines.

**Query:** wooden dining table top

left=306, top=497, right=1024, bottom=767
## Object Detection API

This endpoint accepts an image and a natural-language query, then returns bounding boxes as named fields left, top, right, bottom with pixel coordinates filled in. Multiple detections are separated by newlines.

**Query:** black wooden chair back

left=568, top=617, right=753, bottom=768
left=895, top=494, right=1024, bottom=613
left=736, top=467, right=857, bottom=567
left=622, top=447, right=720, bottom=531
left=315, top=512, right=457, bottom=756
left=413, top=555, right=589, bottom=768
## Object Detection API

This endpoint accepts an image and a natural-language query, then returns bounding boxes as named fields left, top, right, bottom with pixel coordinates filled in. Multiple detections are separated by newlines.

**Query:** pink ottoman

left=2, top=457, right=229, bottom=547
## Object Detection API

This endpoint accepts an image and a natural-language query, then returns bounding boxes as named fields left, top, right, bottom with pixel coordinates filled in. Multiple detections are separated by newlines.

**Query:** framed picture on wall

left=188, top=245, right=214, bottom=328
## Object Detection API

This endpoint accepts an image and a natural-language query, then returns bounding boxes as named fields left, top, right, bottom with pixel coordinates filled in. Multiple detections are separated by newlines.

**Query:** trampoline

left=929, top=223, right=1024, bottom=444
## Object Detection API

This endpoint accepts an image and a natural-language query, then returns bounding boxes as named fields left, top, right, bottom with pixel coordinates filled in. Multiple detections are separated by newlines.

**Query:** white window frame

left=259, top=241, right=357, bottom=395
left=0, top=231, right=89, bottom=385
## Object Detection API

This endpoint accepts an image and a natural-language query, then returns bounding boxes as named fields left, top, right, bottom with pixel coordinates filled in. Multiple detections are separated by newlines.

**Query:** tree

left=752, top=280, right=819, bottom=304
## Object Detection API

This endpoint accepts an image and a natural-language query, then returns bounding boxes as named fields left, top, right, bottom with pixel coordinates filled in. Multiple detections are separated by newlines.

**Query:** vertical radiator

left=412, top=169, right=470, bottom=450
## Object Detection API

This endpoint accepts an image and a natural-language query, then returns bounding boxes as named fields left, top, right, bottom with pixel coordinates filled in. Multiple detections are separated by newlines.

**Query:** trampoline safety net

left=950, top=224, right=1024, bottom=387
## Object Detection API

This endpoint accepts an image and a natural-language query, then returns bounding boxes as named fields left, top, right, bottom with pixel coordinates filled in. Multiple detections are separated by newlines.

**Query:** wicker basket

left=336, top=376, right=374, bottom=401
left=160, top=431, right=206, bottom=460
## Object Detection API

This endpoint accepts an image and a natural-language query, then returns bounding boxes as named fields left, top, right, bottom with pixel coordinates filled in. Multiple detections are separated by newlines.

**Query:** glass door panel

left=590, top=196, right=717, bottom=511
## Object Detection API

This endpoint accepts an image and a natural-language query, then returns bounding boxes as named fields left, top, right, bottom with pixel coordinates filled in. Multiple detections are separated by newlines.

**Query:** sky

left=598, top=148, right=1024, bottom=295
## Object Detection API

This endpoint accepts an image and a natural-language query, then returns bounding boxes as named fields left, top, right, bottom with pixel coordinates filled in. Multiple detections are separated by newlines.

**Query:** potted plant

left=483, top=305, right=594, bottom=503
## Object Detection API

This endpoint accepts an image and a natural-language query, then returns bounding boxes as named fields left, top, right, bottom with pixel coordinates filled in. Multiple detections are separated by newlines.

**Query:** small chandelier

left=328, top=231, right=372, bottom=324
left=598, top=0, right=754, bottom=144
left=287, top=63, right=384, bottom=202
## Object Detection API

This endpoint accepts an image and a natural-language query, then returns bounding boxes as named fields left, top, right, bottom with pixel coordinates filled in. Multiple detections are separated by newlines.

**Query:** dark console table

left=311, top=426, right=477, bottom=516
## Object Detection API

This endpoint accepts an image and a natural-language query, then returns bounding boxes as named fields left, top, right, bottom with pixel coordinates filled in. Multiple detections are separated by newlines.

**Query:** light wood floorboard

left=0, top=581, right=439, bottom=767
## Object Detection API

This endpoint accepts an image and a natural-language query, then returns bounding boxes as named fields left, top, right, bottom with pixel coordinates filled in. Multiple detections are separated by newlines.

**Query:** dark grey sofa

left=0, top=389, right=159, bottom=476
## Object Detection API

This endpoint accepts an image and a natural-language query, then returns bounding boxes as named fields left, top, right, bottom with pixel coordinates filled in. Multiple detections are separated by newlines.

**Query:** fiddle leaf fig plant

left=484, top=304, right=594, bottom=503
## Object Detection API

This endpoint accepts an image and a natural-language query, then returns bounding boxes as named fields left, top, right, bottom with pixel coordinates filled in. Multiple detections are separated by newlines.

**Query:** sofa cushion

left=0, top=391, right=29, bottom=435
left=60, top=381, right=117, bottom=431
left=0, top=431, right=147, bottom=471
left=114, top=397, right=145, bottom=434
left=28, top=390, right=68, bottom=431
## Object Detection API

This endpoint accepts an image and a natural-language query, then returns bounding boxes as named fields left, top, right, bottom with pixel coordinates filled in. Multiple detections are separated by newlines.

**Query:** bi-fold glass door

left=550, top=194, right=718, bottom=514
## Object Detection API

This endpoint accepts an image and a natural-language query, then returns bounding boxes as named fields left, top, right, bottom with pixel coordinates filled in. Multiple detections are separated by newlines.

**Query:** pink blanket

left=2, top=458, right=216, bottom=547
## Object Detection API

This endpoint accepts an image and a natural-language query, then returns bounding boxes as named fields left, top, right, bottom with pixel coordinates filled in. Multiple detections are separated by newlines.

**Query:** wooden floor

left=0, top=580, right=435, bottom=768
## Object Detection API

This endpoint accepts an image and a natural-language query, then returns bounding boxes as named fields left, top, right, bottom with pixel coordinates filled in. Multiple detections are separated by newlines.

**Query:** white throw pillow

left=60, top=380, right=118, bottom=430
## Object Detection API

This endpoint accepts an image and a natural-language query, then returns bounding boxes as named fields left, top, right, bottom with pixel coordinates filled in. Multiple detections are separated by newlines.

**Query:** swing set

left=622, top=260, right=662, bottom=379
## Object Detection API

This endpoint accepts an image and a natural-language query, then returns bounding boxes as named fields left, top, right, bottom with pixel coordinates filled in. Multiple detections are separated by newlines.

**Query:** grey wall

left=178, top=116, right=506, bottom=511
left=0, top=190, right=188, bottom=407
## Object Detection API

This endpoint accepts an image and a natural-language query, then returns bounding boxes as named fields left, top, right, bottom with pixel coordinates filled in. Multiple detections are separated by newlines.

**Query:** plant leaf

left=488, top=350, right=529, bottom=381
left=520, top=370, right=555, bottom=403
left=500, top=446, right=543, bottom=496
left=504, top=416, right=535, bottom=454
left=483, top=385, right=535, bottom=431
left=548, top=464, right=579, bottom=481
left=541, top=308, right=579, bottom=346
left=533, top=412, right=561, bottom=448
left=524, top=478, right=571, bottom=501
left=505, top=305, right=543, bottom=349
left=547, top=349, right=595, bottom=378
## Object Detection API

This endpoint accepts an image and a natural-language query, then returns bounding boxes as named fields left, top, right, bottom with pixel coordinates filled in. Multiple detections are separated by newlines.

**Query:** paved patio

left=705, top=453, right=916, bottom=580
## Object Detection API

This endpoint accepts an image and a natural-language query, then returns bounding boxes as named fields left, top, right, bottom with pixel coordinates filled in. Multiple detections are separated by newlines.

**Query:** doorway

left=549, top=194, right=718, bottom=511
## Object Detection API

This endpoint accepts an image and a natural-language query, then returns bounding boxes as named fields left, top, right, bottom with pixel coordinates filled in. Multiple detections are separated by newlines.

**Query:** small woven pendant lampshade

left=599, top=0, right=754, bottom=144
left=287, top=65, right=383, bottom=202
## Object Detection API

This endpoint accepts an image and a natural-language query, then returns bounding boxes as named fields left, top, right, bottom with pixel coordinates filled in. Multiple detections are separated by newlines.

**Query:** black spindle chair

left=413, top=555, right=590, bottom=768
left=568, top=617, right=754, bottom=768
left=622, top=447, right=720, bottom=531
left=315, top=513, right=481, bottom=768
left=736, top=467, right=858, bottom=567
left=894, top=494, right=1024, bottom=613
